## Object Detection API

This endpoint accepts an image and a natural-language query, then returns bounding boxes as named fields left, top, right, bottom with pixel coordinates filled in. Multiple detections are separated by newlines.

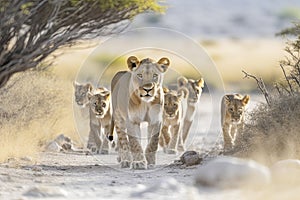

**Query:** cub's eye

left=102, top=102, right=106, bottom=107
left=94, top=102, right=97, bottom=106
left=196, top=89, right=200, bottom=94
left=229, top=108, right=234, bottom=112
left=153, top=74, right=158, bottom=80
left=137, top=74, right=143, bottom=79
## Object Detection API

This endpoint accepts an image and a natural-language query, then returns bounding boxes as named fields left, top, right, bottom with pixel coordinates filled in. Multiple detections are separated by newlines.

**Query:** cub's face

left=163, top=90, right=183, bottom=119
left=178, top=77, right=204, bottom=103
left=73, top=82, right=93, bottom=107
left=127, top=56, right=170, bottom=102
left=88, top=90, right=110, bottom=119
left=225, top=94, right=250, bottom=124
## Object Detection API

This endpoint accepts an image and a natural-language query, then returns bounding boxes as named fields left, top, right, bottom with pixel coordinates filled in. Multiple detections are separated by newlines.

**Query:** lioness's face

left=127, top=56, right=170, bottom=102
left=178, top=77, right=204, bottom=103
left=225, top=95, right=250, bottom=124
left=74, top=82, right=93, bottom=107
left=163, top=90, right=183, bottom=119
left=88, top=90, right=110, bottom=118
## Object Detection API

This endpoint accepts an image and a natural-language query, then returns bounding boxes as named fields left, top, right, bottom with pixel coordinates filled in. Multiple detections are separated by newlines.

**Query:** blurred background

left=2, top=0, right=300, bottom=161
left=54, top=0, right=300, bottom=92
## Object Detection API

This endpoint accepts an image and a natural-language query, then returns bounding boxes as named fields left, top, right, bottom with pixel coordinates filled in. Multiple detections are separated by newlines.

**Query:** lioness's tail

left=108, top=117, right=114, bottom=141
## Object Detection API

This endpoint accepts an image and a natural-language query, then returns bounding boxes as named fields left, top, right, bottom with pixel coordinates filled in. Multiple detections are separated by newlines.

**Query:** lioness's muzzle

left=140, top=83, right=155, bottom=97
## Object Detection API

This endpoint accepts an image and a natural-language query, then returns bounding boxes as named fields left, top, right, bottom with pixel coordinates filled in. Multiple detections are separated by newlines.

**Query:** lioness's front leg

left=146, top=123, right=161, bottom=167
left=127, top=123, right=146, bottom=169
left=115, top=124, right=131, bottom=168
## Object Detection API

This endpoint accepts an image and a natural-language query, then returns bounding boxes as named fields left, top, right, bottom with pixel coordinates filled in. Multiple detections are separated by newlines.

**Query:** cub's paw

left=147, top=164, right=155, bottom=169
left=120, top=160, right=131, bottom=168
left=177, top=145, right=185, bottom=152
left=131, top=161, right=147, bottom=170
left=100, top=149, right=109, bottom=155
left=166, top=149, right=177, bottom=155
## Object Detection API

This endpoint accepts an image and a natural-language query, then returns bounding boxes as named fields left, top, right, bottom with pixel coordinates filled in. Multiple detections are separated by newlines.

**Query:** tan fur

left=86, top=87, right=113, bottom=154
left=221, top=94, right=250, bottom=151
left=159, top=88, right=188, bottom=154
left=73, top=81, right=93, bottom=107
left=177, top=76, right=205, bottom=149
left=110, top=56, right=170, bottom=169
left=73, top=82, right=113, bottom=154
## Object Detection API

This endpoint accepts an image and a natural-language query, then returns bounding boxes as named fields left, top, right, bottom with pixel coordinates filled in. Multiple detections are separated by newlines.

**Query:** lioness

left=159, top=87, right=188, bottom=154
left=109, top=56, right=170, bottom=169
left=221, top=94, right=250, bottom=151
left=177, top=76, right=205, bottom=149
left=87, top=87, right=112, bottom=154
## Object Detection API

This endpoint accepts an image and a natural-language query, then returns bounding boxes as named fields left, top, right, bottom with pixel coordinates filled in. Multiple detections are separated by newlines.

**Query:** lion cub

left=73, top=81, right=93, bottom=107
left=87, top=87, right=112, bottom=154
left=159, top=88, right=188, bottom=154
left=177, top=77, right=205, bottom=149
left=221, top=94, right=250, bottom=151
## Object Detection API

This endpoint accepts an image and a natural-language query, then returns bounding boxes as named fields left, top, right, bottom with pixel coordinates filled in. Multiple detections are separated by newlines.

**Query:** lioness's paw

left=166, top=149, right=177, bottom=154
left=120, top=160, right=131, bottom=168
left=131, top=161, right=147, bottom=170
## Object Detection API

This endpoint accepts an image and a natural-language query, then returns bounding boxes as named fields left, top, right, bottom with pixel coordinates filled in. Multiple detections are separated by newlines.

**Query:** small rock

left=23, top=186, right=67, bottom=198
left=20, top=156, right=33, bottom=162
left=180, top=151, right=202, bottom=166
left=45, top=141, right=62, bottom=152
left=195, top=156, right=271, bottom=188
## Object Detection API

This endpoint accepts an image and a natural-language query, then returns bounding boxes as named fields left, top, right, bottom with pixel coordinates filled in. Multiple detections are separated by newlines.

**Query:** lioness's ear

left=157, top=57, right=170, bottom=73
left=127, top=56, right=139, bottom=71
left=242, top=95, right=250, bottom=105
left=163, top=87, right=169, bottom=93
left=196, top=78, right=205, bottom=88
left=177, top=76, right=188, bottom=87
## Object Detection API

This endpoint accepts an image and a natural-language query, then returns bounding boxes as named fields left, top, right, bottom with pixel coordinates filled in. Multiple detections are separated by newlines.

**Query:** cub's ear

left=177, top=76, right=188, bottom=87
left=178, top=87, right=189, bottom=98
left=157, top=57, right=170, bottom=73
left=102, top=90, right=111, bottom=99
left=196, top=78, right=205, bottom=88
left=86, top=83, right=93, bottom=92
left=127, top=56, right=139, bottom=71
left=242, top=95, right=250, bottom=105
left=87, top=91, right=94, bottom=100
left=73, top=81, right=80, bottom=88
left=163, top=87, right=169, bottom=94
left=224, top=95, right=231, bottom=105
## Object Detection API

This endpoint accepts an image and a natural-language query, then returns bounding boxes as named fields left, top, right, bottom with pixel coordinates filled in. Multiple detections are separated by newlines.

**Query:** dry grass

left=232, top=95, right=300, bottom=165
left=0, top=70, right=80, bottom=163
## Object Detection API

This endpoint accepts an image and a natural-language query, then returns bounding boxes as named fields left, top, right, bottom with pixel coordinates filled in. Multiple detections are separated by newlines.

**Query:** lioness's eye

left=153, top=74, right=158, bottom=79
left=137, top=74, right=143, bottom=79
left=102, top=102, right=106, bottom=107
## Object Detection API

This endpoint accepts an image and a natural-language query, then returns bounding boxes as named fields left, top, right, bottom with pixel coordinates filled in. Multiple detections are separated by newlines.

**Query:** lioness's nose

left=143, top=83, right=154, bottom=91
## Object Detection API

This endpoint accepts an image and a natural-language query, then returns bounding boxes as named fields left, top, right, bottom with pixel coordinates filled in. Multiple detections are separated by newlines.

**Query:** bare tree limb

left=242, top=70, right=271, bottom=106
left=0, top=0, right=164, bottom=87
